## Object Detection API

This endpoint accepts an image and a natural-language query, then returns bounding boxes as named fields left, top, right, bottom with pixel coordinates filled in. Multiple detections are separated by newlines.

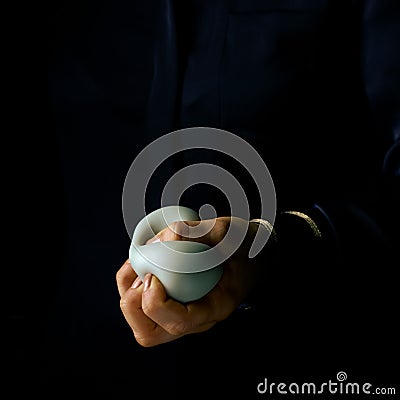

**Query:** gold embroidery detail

left=283, top=211, right=322, bottom=238
left=249, top=218, right=278, bottom=242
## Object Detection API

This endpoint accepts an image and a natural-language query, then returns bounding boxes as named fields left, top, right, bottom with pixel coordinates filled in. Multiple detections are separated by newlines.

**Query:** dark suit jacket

left=146, top=1, right=400, bottom=394
left=40, top=0, right=399, bottom=397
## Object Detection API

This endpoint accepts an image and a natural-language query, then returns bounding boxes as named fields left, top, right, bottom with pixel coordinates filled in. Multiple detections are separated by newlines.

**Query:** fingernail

left=132, top=276, right=142, bottom=289
left=143, top=273, right=152, bottom=291
left=146, top=237, right=160, bottom=244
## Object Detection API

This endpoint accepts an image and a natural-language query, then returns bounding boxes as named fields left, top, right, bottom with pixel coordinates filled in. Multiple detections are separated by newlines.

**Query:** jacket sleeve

left=246, top=0, right=399, bottom=359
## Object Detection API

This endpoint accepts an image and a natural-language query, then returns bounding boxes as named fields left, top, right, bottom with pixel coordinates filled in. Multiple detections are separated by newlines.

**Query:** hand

left=116, top=217, right=263, bottom=347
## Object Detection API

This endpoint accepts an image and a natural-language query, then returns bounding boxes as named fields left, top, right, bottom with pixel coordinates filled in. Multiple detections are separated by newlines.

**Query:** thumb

left=146, top=218, right=223, bottom=246
left=170, top=217, right=232, bottom=246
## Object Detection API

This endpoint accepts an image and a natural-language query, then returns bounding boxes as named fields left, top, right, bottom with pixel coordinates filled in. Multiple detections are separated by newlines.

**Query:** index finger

left=141, top=273, right=232, bottom=336
left=116, top=259, right=137, bottom=297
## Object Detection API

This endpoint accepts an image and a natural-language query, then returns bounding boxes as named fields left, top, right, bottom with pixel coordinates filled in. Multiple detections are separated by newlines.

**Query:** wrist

left=237, top=207, right=335, bottom=313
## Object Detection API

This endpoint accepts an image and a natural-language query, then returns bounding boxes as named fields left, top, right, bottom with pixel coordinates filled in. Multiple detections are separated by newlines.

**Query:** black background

left=8, top=1, right=398, bottom=397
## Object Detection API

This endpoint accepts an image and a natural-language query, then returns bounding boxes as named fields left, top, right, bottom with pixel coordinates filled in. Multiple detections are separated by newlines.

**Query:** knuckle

left=134, top=334, right=158, bottom=348
left=115, top=268, right=125, bottom=283
left=141, top=299, right=157, bottom=317
left=119, top=290, right=140, bottom=310
left=119, top=297, right=129, bottom=311
left=164, top=319, right=191, bottom=336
